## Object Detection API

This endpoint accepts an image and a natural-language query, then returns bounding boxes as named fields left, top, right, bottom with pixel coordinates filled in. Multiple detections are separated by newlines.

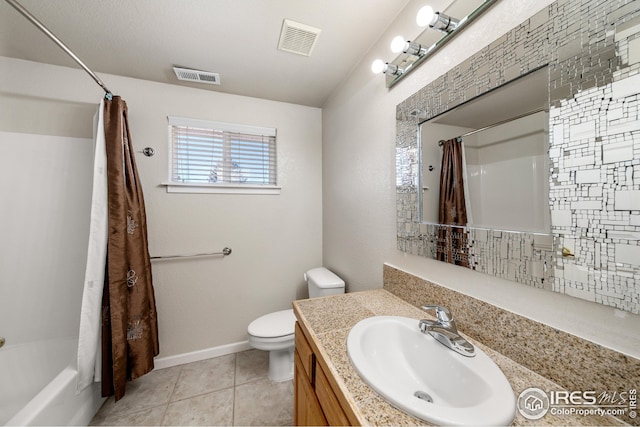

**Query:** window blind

left=168, top=117, right=277, bottom=187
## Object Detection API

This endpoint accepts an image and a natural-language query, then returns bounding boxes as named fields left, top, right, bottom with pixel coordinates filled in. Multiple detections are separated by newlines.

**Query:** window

left=167, top=116, right=279, bottom=194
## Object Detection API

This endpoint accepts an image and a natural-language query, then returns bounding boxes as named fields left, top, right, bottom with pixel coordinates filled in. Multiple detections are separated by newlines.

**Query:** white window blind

left=168, top=117, right=277, bottom=191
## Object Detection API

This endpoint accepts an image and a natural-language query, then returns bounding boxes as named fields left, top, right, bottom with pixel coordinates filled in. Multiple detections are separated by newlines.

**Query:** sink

left=347, top=316, right=516, bottom=425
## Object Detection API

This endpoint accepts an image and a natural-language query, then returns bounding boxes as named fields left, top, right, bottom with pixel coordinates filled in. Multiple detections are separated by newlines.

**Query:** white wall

left=0, top=56, right=323, bottom=358
left=322, top=0, right=556, bottom=291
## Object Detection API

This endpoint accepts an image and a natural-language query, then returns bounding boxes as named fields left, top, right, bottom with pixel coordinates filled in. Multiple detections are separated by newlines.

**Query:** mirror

left=419, top=68, right=551, bottom=234
left=396, top=0, right=640, bottom=315
left=386, top=0, right=497, bottom=87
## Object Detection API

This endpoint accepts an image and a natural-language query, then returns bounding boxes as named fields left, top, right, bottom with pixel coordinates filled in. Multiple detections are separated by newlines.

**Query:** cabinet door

left=315, top=363, right=350, bottom=426
left=295, top=322, right=314, bottom=381
left=294, top=351, right=327, bottom=426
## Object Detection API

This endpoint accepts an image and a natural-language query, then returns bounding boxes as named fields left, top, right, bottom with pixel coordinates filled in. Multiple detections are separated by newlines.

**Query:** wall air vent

left=277, top=19, right=321, bottom=57
left=173, top=67, right=221, bottom=85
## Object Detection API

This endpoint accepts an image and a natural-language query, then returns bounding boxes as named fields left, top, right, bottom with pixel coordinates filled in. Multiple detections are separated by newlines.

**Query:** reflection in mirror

left=419, top=67, right=550, bottom=234
left=397, top=0, right=640, bottom=318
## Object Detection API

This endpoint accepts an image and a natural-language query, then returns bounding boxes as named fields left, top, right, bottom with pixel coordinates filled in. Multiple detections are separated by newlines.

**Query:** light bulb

left=416, top=5, right=436, bottom=27
left=371, top=59, right=386, bottom=74
left=390, top=35, right=407, bottom=54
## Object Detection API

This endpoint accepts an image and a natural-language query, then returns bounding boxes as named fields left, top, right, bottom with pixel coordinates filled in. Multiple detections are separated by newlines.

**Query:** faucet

left=419, top=305, right=475, bottom=357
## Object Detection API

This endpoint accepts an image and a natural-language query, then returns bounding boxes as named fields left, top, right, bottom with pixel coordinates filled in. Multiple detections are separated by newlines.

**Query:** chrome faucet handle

left=419, top=305, right=474, bottom=357
left=421, top=305, right=453, bottom=323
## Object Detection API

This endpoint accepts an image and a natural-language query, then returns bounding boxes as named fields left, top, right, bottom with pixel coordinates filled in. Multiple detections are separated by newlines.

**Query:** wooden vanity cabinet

left=294, top=350, right=327, bottom=426
left=294, top=322, right=353, bottom=426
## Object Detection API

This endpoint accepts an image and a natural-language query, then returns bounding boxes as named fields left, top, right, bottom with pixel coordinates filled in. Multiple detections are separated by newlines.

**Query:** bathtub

left=1, top=338, right=104, bottom=426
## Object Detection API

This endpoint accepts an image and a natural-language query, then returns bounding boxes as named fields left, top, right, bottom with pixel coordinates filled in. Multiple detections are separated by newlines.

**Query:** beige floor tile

left=171, top=354, right=236, bottom=401
left=93, top=365, right=182, bottom=420
left=90, top=405, right=166, bottom=426
left=162, top=388, right=234, bottom=426
left=235, top=349, right=269, bottom=385
left=90, top=352, right=295, bottom=427
left=233, top=378, right=294, bottom=426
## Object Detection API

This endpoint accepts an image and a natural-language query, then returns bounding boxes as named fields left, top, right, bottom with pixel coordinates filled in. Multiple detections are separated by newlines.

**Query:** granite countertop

left=292, top=289, right=625, bottom=426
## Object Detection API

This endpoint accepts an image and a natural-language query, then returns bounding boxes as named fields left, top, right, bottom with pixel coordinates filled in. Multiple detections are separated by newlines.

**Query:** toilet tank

left=304, top=267, right=345, bottom=298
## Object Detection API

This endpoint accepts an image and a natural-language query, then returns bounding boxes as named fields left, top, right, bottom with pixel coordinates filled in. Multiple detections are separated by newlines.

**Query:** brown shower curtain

left=101, top=96, right=159, bottom=401
left=437, top=137, right=469, bottom=267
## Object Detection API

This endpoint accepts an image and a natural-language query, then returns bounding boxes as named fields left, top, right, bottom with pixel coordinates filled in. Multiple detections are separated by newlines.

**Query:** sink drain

left=414, top=390, right=433, bottom=403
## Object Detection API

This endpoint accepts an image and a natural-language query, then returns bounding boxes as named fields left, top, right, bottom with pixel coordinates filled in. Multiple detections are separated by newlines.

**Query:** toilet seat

left=248, top=308, right=295, bottom=339
left=247, top=309, right=296, bottom=382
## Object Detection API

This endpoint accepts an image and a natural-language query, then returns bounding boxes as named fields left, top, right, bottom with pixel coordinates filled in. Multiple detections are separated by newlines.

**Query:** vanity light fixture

left=371, top=59, right=405, bottom=76
left=372, top=6, right=460, bottom=79
left=378, top=0, right=497, bottom=86
left=390, top=36, right=428, bottom=56
left=416, top=5, right=460, bottom=33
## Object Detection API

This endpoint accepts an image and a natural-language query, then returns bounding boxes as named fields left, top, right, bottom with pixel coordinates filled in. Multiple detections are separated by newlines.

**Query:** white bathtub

left=1, top=338, right=104, bottom=426
left=0, top=132, right=103, bottom=425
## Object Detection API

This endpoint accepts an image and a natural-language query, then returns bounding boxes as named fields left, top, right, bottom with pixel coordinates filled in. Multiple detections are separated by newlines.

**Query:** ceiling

left=0, top=0, right=411, bottom=107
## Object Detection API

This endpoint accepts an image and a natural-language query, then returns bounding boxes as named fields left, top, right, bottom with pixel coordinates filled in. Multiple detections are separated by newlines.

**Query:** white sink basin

left=347, top=316, right=516, bottom=426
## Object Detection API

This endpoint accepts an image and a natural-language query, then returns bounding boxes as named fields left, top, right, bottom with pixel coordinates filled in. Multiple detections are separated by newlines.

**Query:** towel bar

left=150, top=247, right=232, bottom=261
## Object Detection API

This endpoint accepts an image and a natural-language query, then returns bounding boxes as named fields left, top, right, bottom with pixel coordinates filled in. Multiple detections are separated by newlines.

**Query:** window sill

left=161, top=182, right=281, bottom=195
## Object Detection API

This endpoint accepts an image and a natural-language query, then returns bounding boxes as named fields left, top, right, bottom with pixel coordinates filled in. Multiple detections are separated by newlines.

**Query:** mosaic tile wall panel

left=396, top=0, right=640, bottom=314
left=468, top=229, right=555, bottom=290
left=550, top=67, right=640, bottom=312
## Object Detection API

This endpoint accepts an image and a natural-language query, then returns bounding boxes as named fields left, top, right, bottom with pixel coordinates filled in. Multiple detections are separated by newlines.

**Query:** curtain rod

left=4, top=0, right=113, bottom=99
left=437, top=108, right=548, bottom=146
left=460, top=108, right=548, bottom=139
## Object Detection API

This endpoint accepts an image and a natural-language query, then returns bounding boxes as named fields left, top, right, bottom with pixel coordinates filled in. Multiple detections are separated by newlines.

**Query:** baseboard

left=154, top=340, right=252, bottom=370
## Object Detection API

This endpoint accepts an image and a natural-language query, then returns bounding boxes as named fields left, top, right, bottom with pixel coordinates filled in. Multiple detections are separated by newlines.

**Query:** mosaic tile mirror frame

left=396, top=0, right=640, bottom=315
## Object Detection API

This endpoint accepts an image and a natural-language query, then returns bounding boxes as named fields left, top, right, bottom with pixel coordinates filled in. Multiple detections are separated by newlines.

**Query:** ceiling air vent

left=277, top=19, right=321, bottom=57
left=173, top=67, right=220, bottom=85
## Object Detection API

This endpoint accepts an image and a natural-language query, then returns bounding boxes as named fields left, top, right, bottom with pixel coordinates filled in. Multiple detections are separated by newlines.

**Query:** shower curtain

left=77, top=99, right=108, bottom=393
left=437, top=137, right=469, bottom=267
left=101, top=96, right=159, bottom=401
left=77, top=96, right=158, bottom=401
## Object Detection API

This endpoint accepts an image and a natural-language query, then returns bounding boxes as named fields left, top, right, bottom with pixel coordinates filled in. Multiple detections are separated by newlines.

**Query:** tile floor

left=90, top=349, right=293, bottom=426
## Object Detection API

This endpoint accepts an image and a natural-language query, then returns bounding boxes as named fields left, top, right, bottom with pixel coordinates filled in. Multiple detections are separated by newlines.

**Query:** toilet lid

left=248, top=308, right=295, bottom=338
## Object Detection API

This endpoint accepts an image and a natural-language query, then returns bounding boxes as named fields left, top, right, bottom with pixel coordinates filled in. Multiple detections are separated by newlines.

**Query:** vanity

left=293, top=283, right=629, bottom=426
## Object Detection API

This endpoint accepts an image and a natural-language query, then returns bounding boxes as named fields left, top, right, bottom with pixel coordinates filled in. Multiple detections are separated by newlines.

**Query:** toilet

left=247, top=267, right=345, bottom=382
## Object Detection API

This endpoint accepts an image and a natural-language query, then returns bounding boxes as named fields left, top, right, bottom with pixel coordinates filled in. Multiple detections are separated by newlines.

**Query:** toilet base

left=268, top=346, right=294, bottom=382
